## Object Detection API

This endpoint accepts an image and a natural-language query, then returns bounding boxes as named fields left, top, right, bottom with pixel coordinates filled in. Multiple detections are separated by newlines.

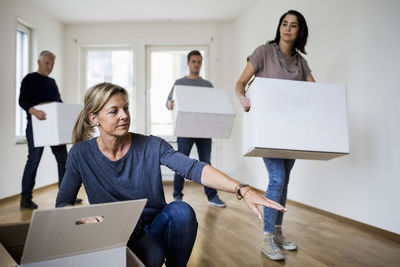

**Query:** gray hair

left=38, top=50, right=56, bottom=60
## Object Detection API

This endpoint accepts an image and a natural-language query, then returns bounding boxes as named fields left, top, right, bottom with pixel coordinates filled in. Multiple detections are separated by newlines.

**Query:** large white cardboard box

left=172, top=85, right=235, bottom=138
left=243, top=78, right=349, bottom=160
left=0, top=199, right=146, bottom=267
left=32, top=102, right=82, bottom=147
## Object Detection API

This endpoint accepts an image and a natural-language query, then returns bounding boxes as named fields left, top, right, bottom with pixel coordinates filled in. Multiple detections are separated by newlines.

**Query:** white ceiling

left=31, top=0, right=260, bottom=24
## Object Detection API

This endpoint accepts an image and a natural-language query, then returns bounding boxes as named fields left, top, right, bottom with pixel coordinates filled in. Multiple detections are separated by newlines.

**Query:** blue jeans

left=173, top=137, right=217, bottom=200
left=263, top=158, right=295, bottom=233
left=129, top=201, right=198, bottom=267
left=21, top=119, right=68, bottom=200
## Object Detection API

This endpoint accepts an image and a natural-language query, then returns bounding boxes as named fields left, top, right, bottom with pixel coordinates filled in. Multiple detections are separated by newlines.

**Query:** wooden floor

left=1, top=182, right=399, bottom=266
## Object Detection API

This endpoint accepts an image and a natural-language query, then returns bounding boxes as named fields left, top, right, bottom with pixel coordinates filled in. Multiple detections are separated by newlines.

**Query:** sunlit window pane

left=15, top=24, right=31, bottom=141
left=149, top=50, right=206, bottom=136
left=86, top=50, right=134, bottom=95
left=85, top=49, right=135, bottom=131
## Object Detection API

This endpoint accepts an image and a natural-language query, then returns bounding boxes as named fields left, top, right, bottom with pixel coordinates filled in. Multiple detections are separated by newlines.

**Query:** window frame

left=80, top=46, right=136, bottom=131
left=80, top=46, right=136, bottom=102
left=145, top=45, right=209, bottom=141
left=15, top=20, right=33, bottom=144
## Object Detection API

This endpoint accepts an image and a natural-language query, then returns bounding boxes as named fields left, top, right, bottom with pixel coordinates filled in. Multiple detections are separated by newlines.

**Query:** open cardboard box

left=0, top=199, right=146, bottom=266
left=172, top=85, right=236, bottom=138
left=243, top=77, right=349, bottom=160
left=32, top=102, right=83, bottom=147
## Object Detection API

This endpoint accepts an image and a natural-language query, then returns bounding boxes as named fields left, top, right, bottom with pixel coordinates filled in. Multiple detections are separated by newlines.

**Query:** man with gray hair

left=18, top=50, right=81, bottom=209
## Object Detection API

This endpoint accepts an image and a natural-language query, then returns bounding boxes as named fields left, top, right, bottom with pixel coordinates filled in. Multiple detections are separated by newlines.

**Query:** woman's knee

left=167, top=201, right=197, bottom=225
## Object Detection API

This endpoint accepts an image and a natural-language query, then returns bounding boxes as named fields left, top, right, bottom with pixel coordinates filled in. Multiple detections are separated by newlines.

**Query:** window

left=83, top=48, right=135, bottom=130
left=85, top=49, right=134, bottom=91
left=15, top=22, right=32, bottom=142
left=146, top=47, right=207, bottom=137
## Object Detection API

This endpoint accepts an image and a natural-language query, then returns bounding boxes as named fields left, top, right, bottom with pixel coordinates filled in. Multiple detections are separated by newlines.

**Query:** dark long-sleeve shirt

left=56, top=133, right=206, bottom=225
left=18, top=72, right=62, bottom=120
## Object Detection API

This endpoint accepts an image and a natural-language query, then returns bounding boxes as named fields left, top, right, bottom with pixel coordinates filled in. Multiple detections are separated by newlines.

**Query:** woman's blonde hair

left=72, top=82, right=129, bottom=144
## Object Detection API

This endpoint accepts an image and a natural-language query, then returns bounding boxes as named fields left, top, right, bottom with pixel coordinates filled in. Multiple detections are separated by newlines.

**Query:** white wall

left=63, top=21, right=217, bottom=130
left=0, top=0, right=64, bottom=199
left=63, top=21, right=237, bottom=174
left=232, top=0, right=400, bottom=234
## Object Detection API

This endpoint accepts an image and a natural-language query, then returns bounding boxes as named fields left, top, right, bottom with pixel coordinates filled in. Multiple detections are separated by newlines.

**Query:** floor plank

left=0, top=182, right=399, bottom=266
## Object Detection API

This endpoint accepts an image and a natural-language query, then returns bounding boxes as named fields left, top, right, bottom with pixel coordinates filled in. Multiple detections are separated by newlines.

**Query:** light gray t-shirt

left=248, top=42, right=311, bottom=81
left=165, top=76, right=213, bottom=108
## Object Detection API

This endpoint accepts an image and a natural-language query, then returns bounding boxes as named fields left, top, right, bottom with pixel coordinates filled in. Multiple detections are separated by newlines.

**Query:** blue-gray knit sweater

left=56, top=133, right=206, bottom=226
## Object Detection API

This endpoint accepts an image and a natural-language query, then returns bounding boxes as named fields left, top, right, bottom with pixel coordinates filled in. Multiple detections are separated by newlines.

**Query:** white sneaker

left=275, top=225, right=297, bottom=251
left=261, top=233, right=285, bottom=261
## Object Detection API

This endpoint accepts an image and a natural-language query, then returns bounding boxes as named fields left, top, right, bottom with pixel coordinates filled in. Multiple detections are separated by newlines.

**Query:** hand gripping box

left=0, top=199, right=146, bottom=267
left=172, top=85, right=236, bottom=138
left=243, top=78, right=349, bottom=160
left=32, top=102, right=83, bottom=147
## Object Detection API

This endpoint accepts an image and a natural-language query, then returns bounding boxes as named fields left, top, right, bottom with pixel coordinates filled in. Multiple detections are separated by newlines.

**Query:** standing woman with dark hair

left=235, top=10, right=315, bottom=261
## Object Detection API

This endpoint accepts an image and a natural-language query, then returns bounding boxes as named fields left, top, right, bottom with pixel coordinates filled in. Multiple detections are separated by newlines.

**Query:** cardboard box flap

left=245, top=147, right=348, bottom=160
left=173, top=85, right=235, bottom=114
left=126, top=247, right=145, bottom=267
left=0, top=221, right=30, bottom=264
left=0, top=242, right=17, bottom=266
left=20, top=199, right=146, bottom=265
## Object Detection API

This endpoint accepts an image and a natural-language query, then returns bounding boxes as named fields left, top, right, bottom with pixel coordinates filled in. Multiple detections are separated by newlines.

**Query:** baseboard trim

left=252, top=188, right=400, bottom=244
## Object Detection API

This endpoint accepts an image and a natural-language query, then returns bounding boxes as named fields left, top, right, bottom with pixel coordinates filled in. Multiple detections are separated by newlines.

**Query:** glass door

left=82, top=47, right=135, bottom=131
left=146, top=46, right=207, bottom=138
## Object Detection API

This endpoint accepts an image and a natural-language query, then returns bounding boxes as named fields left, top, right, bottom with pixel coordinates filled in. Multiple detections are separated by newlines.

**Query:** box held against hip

left=32, top=102, right=82, bottom=147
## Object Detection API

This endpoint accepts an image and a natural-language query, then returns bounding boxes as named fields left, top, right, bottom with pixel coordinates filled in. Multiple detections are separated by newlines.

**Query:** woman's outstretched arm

left=201, top=165, right=286, bottom=219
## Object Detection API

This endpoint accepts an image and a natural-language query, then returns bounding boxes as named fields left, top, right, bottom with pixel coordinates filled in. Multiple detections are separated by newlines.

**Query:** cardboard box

left=32, top=102, right=83, bottom=147
left=0, top=199, right=146, bottom=267
left=172, top=85, right=235, bottom=138
left=243, top=78, right=349, bottom=160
